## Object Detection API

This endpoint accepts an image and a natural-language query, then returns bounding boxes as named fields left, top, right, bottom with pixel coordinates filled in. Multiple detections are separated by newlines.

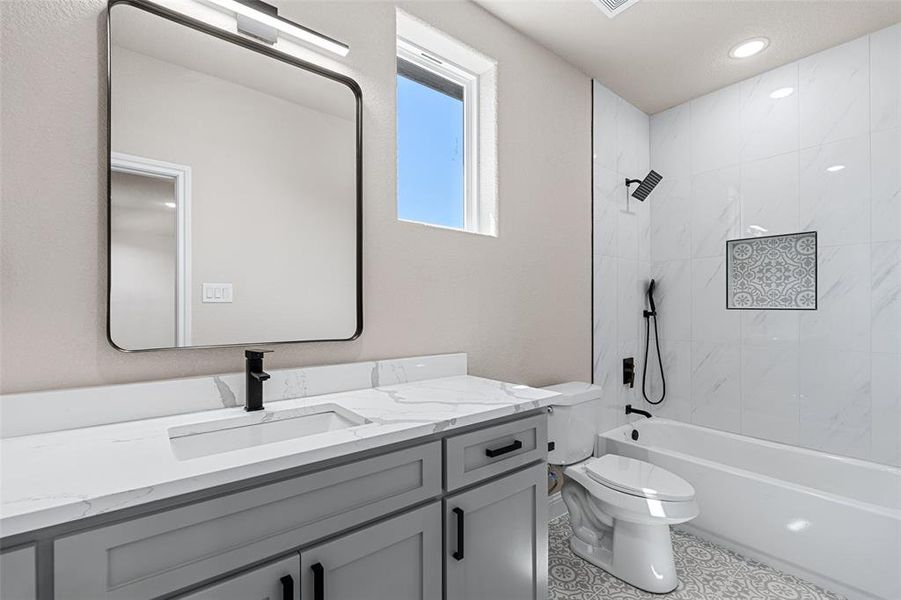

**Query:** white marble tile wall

left=592, top=81, right=651, bottom=432
left=639, top=23, right=901, bottom=466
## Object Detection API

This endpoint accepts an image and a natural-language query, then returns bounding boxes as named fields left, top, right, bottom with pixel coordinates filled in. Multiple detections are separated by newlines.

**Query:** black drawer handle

left=279, top=574, right=294, bottom=600
left=311, top=562, right=324, bottom=600
left=485, top=439, right=522, bottom=458
left=452, top=507, right=465, bottom=561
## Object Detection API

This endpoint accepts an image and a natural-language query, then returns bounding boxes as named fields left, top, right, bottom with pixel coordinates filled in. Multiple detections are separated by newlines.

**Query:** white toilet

left=545, top=383, right=699, bottom=594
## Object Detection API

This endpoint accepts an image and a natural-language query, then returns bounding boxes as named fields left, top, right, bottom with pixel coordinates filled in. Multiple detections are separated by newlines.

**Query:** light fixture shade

left=207, top=0, right=349, bottom=56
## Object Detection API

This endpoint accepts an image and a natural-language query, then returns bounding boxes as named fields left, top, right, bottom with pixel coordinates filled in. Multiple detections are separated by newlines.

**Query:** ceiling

left=473, top=0, right=901, bottom=114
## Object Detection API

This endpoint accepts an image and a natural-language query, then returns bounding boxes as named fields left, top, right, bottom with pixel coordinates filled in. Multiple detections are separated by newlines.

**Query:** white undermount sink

left=168, top=403, right=370, bottom=460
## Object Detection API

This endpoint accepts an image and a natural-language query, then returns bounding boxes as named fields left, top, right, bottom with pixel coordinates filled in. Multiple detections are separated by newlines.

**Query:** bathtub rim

left=600, top=418, right=901, bottom=519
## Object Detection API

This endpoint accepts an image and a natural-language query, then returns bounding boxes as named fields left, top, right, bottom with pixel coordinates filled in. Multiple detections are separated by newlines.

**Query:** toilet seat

left=565, top=459, right=698, bottom=526
left=583, top=455, right=695, bottom=502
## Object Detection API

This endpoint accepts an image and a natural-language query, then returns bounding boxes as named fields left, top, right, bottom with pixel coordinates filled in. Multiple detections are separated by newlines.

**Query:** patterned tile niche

left=726, top=232, right=817, bottom=310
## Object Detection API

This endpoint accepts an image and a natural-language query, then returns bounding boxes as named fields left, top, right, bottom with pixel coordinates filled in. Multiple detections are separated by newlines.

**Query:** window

left=395, top=13, right=496, bottom=236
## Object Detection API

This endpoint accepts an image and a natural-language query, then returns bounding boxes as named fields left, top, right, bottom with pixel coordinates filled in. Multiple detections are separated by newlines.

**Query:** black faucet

left=625, top=404, right=651, bottom=441
left=245, top=349, right=271, bottom=412
left=625, top=404, right=652, bottom=419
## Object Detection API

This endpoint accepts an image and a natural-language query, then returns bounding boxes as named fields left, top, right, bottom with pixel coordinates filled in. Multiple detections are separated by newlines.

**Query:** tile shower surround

left=632, top=24, right=901, bottom=466
left=591, top=80, right=652, bottom=437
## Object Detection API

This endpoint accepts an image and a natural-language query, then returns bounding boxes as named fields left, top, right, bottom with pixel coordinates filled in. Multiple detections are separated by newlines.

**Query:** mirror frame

left=106, top=0, right=363, bottom=352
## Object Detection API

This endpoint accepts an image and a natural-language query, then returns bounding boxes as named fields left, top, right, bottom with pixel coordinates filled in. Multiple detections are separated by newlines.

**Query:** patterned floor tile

left=548, top=515, right=844, bottom=600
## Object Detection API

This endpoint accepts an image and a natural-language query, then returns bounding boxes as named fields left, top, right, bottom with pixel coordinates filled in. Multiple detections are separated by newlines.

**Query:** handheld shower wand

left=642, top=279, right=666, bottom=405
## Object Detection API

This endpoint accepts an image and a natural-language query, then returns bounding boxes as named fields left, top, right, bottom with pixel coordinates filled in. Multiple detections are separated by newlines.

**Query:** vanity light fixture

left=206, top=0, right=349, bottom=57
left=769, top=87, right=794, bottom=99
left=729, top=37, right=769, bottom=59
left=826, top=164, right=846, bottom=173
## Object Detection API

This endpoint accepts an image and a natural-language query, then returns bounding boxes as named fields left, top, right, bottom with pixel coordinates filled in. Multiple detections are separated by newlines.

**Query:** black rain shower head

left=625, top=170, right=663, bottom=201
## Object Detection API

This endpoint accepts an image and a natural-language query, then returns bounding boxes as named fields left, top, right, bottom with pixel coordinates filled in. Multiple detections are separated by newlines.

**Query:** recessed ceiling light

left=729, top=37, right=769, bottom=59
left=826, top=164, right=846, bottom=173
left=769, top=87, right=794, bottom=99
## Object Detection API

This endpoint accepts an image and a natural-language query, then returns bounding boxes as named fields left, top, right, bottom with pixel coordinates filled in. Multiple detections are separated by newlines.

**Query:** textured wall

left=643, top=25, right=901, bottom=466
left=0, top=0, right=592, bottom=393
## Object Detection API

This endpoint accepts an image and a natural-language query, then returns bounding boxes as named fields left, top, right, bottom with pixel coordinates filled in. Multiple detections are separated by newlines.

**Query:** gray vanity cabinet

left=445, top=462, right=548, bottom=600
left=46, top=413, right=547, bottom=600
left=176, top=555, right=299, bottom=600
left=299, top=502, right=442, bottom=600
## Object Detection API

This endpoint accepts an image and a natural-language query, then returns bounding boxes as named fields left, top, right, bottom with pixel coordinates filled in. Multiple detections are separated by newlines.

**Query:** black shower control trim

left=623, top=357, right=635, bottom=388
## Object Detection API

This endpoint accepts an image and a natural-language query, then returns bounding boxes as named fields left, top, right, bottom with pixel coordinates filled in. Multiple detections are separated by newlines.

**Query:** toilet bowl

left=562, top=454, right=698, bottom=593
left=543, top=382, right=699, bottom=594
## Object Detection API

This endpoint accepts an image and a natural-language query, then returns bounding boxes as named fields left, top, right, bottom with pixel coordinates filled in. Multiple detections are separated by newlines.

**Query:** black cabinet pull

left=311, top=563, right=324, bottom=600
left=279, top=574, right=294, bottom=600
left=485, top=439, right=522, bottom=458
left=452, top=507, right=465, bottom=561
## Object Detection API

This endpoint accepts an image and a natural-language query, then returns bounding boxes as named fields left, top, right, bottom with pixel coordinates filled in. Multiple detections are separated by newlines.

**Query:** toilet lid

left=584, top=455, right=695, bottom=502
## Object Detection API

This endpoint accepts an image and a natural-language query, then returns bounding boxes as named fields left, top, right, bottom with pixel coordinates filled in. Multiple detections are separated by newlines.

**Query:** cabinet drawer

left=55, top=442, right=441, bottom=600
left=444, top=414, right=547, bottom=491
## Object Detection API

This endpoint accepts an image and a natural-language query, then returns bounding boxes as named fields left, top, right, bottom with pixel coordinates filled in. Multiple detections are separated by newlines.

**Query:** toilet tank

left=543, top=382, right=603, bottom=466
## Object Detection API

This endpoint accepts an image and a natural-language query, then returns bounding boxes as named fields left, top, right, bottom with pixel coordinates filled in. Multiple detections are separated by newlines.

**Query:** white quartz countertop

left=0, top=375, right=558, bottom=538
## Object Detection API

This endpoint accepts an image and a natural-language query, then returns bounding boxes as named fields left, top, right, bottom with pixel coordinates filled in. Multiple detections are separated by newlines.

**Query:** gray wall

left=0, top=0, right=591, bottom=393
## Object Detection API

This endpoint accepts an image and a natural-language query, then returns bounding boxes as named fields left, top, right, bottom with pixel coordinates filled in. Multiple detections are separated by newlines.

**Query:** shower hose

left=641, top=309, right=665, bottom=405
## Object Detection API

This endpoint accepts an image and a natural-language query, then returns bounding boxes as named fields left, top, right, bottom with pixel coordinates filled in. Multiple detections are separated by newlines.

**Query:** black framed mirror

left=107, top=0, right=362, bottom=351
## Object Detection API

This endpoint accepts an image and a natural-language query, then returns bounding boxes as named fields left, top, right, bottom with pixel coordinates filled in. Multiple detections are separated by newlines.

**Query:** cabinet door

left=177, top=555, right=299, bottom=600
left=299, top=502, right=441, bottom=600
left=445, top=463, right=548, bottom=600
left=1, top=546, right=37, bottom=600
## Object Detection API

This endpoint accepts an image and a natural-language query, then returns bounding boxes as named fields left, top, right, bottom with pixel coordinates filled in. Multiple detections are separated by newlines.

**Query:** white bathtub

left=599, top=419, right=901, bottom=600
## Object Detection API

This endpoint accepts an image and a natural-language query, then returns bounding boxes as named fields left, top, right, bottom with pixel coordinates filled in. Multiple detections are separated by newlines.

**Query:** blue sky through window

left=397, top=74, right=464, bottom=229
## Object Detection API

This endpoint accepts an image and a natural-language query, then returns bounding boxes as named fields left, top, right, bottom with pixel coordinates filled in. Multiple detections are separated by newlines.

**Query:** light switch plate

left=202, top=283, right=233, bottom=303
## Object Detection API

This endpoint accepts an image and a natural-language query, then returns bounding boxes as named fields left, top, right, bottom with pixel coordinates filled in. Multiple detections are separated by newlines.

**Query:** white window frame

left=397, top=37, right=480, bottom=233
left=111, top=152, right=193, bottom=346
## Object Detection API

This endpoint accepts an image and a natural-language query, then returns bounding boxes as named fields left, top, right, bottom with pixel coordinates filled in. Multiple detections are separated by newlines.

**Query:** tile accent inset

left=726, top=232, right=817, bottom=310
